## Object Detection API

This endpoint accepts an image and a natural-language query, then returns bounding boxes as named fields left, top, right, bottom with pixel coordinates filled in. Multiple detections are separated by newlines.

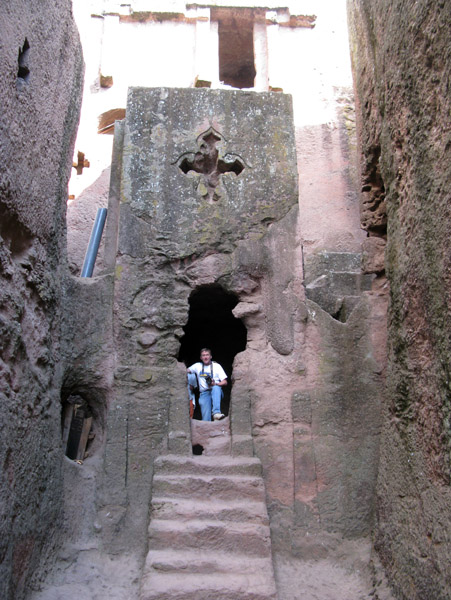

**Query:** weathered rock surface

left=304, top=251, right=373, bottom=320
left=101, top=88, right=382, bottom=566
left=94, top=88, right=300, bottom=567
left=362, top=236, right=386, bottom=275
left=119, top=87, right=298, bottom=258
left=0, top=2, right=83, bottom=598
left=348, top=1, right=451, bottom=597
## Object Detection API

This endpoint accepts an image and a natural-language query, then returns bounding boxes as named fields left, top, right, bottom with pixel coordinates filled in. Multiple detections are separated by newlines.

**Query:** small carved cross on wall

left=176, top=127, right=245, bottom=201
left=72, top=151, right=90, bottom=175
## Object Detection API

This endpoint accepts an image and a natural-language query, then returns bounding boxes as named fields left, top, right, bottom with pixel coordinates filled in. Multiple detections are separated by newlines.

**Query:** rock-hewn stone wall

left=348, top=1, right=451, bottom=597
left=0, top=2, right=83, bottom=598
left=96, top=87, right=300, bottom=561
left=89, top=88, right=385, bottom=584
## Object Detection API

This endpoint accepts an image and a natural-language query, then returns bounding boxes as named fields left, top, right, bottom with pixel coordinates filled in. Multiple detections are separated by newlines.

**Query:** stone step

left=154, top=454, right=262, bottom=477
left=191, top=418, right=232, bottom=455
left=141, top=453, right=277, bottom=600
left=152, top=474, right=265, bottom=502
left=151, top=496, right=269, bottom=525
left=139, top=572, right=277, bottom=600
left=144, top=549, right=274, bottom=575
left=148, top=519, right=271, bottom=556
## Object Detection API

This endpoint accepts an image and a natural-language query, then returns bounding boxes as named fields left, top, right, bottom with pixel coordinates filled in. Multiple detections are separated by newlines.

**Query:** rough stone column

left=102, top=86, right=384, bottom=562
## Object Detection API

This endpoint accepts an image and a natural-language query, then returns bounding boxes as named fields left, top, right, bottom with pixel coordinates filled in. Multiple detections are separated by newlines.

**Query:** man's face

left=200, top=351, right=212, bottom=365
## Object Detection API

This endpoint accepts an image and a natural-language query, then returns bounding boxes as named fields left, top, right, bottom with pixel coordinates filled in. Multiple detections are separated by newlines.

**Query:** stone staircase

left=139, top=452, right=278, bottom=600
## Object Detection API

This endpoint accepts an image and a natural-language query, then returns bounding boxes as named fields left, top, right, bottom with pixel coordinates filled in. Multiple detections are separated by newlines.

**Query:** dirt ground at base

left=274, top=553, right=395, bottom=600
left=27, top=548, right=141, bottom=600
left=29, top=550, right=396, bottom=600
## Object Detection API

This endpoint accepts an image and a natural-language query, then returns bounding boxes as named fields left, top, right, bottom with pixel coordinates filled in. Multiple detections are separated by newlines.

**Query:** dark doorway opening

left=213, top=8, right=256, bottom=89
left=60, top=387, right=105, bottom=463
left=61, top=394, right=94, bottom=462
left=178, top=284, right=247, bottom=417
left=17, top=38, right=30, bottom=82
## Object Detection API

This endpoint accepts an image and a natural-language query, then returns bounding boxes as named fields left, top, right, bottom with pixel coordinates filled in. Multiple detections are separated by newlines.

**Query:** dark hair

left=200, top=348, right=211, bottom=355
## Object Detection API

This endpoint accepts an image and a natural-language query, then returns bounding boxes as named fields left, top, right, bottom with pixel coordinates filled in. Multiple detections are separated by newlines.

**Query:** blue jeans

left=188, top=373, right=223, bottom=421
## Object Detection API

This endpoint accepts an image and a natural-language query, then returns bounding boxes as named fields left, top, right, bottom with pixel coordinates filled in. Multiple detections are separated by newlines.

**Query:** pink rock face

left=33, top=60, right=388, bottom=600
left=362, top=236, right=386, bottom=274
left=296, top=124, right=366, bottom=253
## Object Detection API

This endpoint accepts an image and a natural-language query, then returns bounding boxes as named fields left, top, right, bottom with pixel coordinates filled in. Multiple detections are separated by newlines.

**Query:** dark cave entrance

left=178, top=284, right=247, bottom=417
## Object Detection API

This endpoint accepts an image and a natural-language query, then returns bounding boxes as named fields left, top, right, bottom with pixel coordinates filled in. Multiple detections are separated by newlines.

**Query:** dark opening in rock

left=17, top=38, right=30, bottom=81
left=213, top=8, right=256, bottom=89
left=192, top=444, right=204, bottom=455
left=178, top=284, right=247, bottom=416
left=0, top=199, right=33, bottom=260
left=61, top=391, right=104, bottom=462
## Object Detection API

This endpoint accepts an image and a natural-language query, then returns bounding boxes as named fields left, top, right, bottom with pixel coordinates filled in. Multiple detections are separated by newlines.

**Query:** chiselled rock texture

left=119, top=87, right=297, bottom=258
left=348, top=1, right=451, bottom=597
left=304, top=251, right=373, bottom=320
left=191, top=416, right=231, bottom=455
left=0, top=2, right=83, bottom=598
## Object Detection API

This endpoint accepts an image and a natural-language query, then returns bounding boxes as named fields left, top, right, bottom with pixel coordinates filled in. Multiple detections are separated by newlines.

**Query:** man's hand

left=215, top=379, right=227, bottom=387
left=187, top=369, right=192, bottom=374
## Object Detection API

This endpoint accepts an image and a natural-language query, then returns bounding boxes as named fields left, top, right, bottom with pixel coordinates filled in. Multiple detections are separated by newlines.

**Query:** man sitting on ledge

left=187, top=348, right=227, bottom=421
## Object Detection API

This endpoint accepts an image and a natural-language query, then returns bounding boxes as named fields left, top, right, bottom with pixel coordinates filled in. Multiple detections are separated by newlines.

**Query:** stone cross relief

left=175, top=127, right=245, bottom=202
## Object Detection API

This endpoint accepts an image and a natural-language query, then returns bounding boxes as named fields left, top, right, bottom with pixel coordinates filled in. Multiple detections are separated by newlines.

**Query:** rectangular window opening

left=213, top=8, right=256, bottom=89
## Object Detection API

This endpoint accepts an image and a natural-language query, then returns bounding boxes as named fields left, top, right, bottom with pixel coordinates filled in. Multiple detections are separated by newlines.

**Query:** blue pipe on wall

left=80, top=207, right=107, bottom=277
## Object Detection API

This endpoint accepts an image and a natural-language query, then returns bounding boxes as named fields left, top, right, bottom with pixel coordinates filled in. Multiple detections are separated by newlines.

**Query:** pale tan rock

left=190, top=417, right=231, bottom=456
left=137, top=332, right=158, bottom=347
left=232, top=301, right=262, bottom=319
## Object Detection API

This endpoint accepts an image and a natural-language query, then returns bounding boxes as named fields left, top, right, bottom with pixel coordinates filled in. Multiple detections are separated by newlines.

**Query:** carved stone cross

left=176, top=127, right=245, bottom=201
